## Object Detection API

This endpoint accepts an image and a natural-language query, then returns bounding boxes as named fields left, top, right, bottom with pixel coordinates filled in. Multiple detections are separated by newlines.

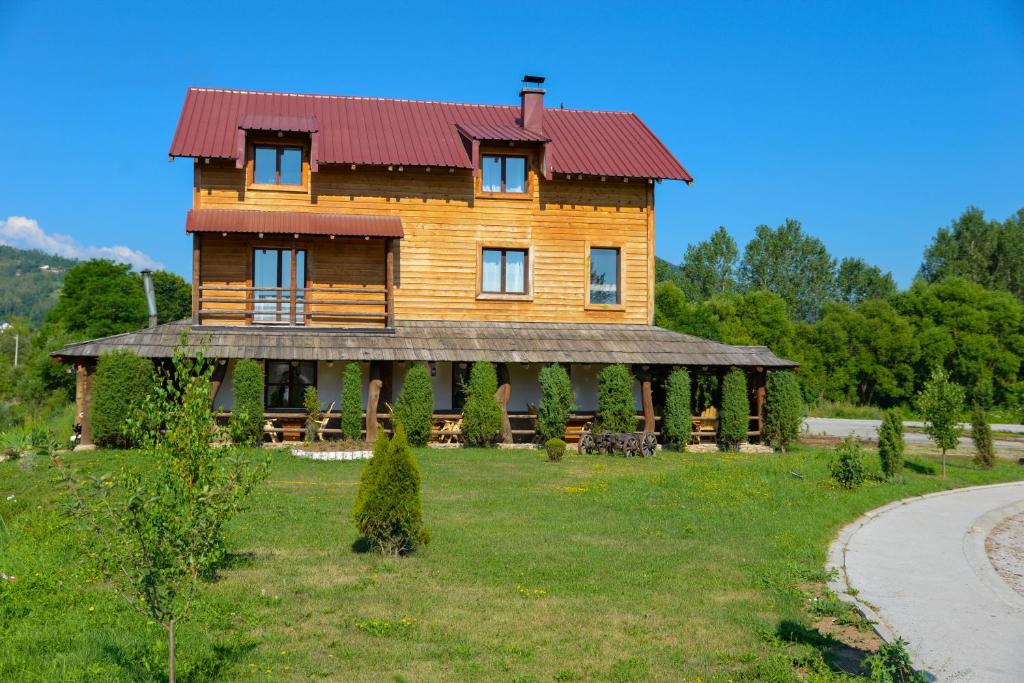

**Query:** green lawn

left=2, top=446, right=1022, bottom=682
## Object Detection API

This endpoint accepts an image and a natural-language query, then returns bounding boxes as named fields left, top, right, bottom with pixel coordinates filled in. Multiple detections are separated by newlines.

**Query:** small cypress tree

left=971, top=403, right=995, bottom=469
left=916, top=368, right=965, bottom=477
left=394, top=363, right=434, bottom=447
left=229, top=359, right=264, bottom=446
left=877, top=410, right=905, bottom=478
left=597, top=364, right=637, bottom=433
left=763, top=371, right=802, bottom=451
left=718, top=369, right=749, bottom=451
left=303, top=386, right=321, bottom=442
left=341, top=362, right=363, bottom=441
left=461, top=361, right=502, bottom=447
left=662, top=368, right=692, bottom=450
left=353, top=429, right=391, bottom=524
left=91, top=350, right=155, bottom=448
left=831, top=437, right=866, bottom=489
left=537, top=364, right=575, bottom=442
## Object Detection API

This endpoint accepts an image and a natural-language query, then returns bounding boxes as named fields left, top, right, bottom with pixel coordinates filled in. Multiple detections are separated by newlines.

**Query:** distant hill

left=0, top=245, right=78, bottom=323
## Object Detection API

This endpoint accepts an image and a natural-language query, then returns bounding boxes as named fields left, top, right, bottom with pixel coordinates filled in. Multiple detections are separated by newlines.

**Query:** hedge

left=229, top=359, right=264, bottom=446
left=394, top=363, right=434, bottom=447
left=537, top=364, right=574, bottom=442
left=763, top=371, right=802, bottom=451
left=662, top=368, right=692, bottom=450
left=341, top=362, right=363, bottom=440
left=91, top=349, right=155, bottom=448
left=718, top=369, right=748, bottom=451
left=461, top=361, right=501, bottom=447
left=597, top=364, right=636, bottom=433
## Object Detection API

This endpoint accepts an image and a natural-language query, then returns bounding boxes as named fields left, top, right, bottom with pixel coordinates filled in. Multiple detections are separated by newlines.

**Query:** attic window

left=482, top=155, right=527, bottom=193
left=254, top=145, right=302, bottom=185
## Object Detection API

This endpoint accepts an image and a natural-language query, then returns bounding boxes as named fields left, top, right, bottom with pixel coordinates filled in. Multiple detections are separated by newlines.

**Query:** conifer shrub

left=971, top=403, right=995, bottom=469
left=91, top=350, right=155, bottom=449
left=877, top=410, right=904, bottom=478
left=597, top=364, right=637, bottom=433
left=341, top=362, right=363, bottom=441
left=229, top=359, right=264, bottom=446
left=831, top=437, right=866, bottom=489
left=394, top=364, right=434, bottom=447
left=461, top=361, right=501, bottom=447
left=718, top=369, right=749, bottom=451
left=352, top=424, right=430, bottom=555
left=303, top=386, right=321, bottom=442
left=763, top=370, right=802, bottom=451
left=545, top=438, right=567, bottom=462
left=662, top=368, right=692, bottom=450
left=537, top=364, right=574, bottom=442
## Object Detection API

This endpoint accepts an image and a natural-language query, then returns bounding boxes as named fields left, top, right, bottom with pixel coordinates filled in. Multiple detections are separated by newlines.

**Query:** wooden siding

left=194, top=151, right=654, bottom=325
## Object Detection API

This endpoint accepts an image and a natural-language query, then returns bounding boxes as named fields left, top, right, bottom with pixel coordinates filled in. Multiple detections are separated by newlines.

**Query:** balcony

left=196, top=284, right=392, bottom=328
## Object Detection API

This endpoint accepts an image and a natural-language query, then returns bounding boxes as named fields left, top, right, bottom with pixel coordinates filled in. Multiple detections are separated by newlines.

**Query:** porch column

left=385, top=239, right=395, bottom=328
left=209, top=360, right=227, bottom=407
left=192, top=234, right=200, bottom=323
left=754, top=367, right=766, bottom=437
left=366, top=361, right=383, bottom=443
left=495, top=363, right=512, bottom=444
left=637, top=366, right=655, bottom=434
left=74, top=361, right=95, bottom=450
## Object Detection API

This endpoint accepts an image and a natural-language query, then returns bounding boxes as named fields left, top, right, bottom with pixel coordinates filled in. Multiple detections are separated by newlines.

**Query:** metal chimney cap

left=522, top=75, right=545, bottom=85
left=140, top=268, right=153, bottom=274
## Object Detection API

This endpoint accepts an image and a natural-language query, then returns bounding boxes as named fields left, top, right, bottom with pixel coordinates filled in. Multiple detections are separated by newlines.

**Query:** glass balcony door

left=253, top=248, right=306, bottom=324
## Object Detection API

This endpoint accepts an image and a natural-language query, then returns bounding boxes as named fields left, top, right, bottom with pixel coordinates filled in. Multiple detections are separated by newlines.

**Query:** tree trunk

left=942, top=448, right=947, bottom=478
left=168, top=620, right=176, bottom=683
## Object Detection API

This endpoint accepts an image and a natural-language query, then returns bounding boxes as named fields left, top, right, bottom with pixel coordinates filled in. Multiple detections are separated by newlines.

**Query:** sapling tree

left=59, top=338, right=267, bottom=682
left=971, top=403, right=995, bottom=469
left=916, top=368, right=965, bottom=477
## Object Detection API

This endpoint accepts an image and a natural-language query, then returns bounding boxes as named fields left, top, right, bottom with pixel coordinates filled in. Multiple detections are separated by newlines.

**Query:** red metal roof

left=169, top=88, right=692, bottom=182
left=185, top=209, right=403, bottom=238
left=239, top=113, right=319, bottom=132
left=455, top=122, right=550, bottom=142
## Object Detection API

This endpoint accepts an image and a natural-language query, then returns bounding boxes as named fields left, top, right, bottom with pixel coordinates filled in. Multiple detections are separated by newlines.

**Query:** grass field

left=2, top=445, right=1022, bottom=682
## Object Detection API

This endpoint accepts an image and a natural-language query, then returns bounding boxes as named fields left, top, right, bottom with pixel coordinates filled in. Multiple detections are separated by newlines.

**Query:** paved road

left=804, top=417, right=1024, bottom=455
left=828, top=483, right=1024, bottom=682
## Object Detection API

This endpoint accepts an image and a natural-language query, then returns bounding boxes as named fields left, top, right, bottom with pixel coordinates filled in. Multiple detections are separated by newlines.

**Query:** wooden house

left=55, top=76, right=795, bottom=445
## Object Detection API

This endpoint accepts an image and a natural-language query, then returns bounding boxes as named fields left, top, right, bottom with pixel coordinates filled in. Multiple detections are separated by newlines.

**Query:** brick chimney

left=519, top=75, right=545, bottom=132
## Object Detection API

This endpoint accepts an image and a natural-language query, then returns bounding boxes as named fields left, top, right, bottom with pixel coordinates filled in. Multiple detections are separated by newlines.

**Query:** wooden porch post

left=366, top=361, right=383, bottom=443
left=209, top=360, right=227, bottom=407
left=639, top=368, right=655, bottom=434
left=74, top=361, right=95, bottom=450
left=289, top=247, right=298, bottom=325
left=385, top=239, right=395, bottom=328
left=495, top=363, right=512, bottom=444
left=192, top=234, right=200, bottom=323
left=754, top=367, right=767, bottom=437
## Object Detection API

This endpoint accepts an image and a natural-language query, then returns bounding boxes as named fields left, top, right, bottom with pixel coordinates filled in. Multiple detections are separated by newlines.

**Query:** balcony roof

left=185, top=209, right=403, bottom=238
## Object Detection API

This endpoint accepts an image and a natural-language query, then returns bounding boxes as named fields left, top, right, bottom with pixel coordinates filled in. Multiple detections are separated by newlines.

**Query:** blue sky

left=0, top=1, right=1021, bottom=285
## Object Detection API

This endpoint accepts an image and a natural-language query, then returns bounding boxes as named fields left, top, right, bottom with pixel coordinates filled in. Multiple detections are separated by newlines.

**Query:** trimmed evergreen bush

left=303, top=386, right=321, bottom=442
left=461, top=361, right=501, bottom=447
left=718, top=369, right=749, bottom=451
left=537, top=364, right=574, bottom=442
left=763, top=370, right=802, bottom=451
left=545, top=438, right=566, bottom=462
left=971, top=403, right=995, bottom=469
left=352, top=424, right=430, bottom=555
left=341, top=362, right=363, bottom=441
left=394, top=364, right=434, bottom=447
left=91, top=350, right=155, bottom=449
left=597, top=364, right=637, bottom=433
left=831, top=437, right=866, bottom=489
left=229, top=359, right=264, bottom=446
left=877, top=410, right=904, bottom=478
left=662, top=368, right=692, bottom=450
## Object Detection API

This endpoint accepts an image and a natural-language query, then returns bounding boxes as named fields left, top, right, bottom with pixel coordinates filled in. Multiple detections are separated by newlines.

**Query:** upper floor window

left=254, top=145, right=302, bottom=185
left=589, top=247, right=620, bottom=305
left=481, top=154, right=527, bottom=193
left=482, top=248, right=527, bottom=294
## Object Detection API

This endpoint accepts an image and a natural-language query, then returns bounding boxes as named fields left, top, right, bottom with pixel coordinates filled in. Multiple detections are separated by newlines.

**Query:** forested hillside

left=0, top=245, right=77, bottom=323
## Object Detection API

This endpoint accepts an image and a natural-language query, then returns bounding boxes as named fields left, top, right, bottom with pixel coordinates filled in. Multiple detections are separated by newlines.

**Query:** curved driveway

left=828, top=482, right=1024, bottom=682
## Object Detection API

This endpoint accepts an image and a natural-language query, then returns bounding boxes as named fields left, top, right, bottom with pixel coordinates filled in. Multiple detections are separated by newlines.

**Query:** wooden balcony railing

left=197, top=285, right=393, bottom=328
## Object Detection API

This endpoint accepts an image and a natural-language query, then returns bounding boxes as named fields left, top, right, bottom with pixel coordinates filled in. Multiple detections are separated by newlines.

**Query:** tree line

left=655, top=207, right=1024, bottom=416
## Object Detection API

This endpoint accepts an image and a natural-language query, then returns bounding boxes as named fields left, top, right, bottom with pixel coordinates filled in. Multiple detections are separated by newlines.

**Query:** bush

left=545, top=438, right=566, bottom=462
left=394, top=364, right=434, bottom=447
left=877, top=410, right=904, bottom=478
left=971, top=403, right=995, bottom=469
left=597, top=364, right=636, bottom=433
left=352, top=424, right=430, bottom=555
left=303, top=386, right=321, bottom=442
left=764, top=371, right=802, bottom=451
left=865, top=638, right=927, bottom=683
left=537, top=364, right=574, bottom=442
left=718, top=369, right=748, bottom=451
left=91, top=350, right=155, bottom=449
left=831, top=437, right=866, bottom=489
left=661, top=368, right=692, bottom=451
left=341, top=362, right=363, bottom=441
left=229, top=359, right=264, bottom=446
left=461, top=361, right=501, bottom=447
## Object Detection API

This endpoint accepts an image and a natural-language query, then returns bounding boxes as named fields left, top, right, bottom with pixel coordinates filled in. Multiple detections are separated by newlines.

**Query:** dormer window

left=482, top=154, right=527, bottom=193
left=254, top=145, right=303, bottom=185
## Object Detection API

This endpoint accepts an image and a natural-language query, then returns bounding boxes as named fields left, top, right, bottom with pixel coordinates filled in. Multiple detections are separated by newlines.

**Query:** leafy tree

left=90, top=350, right=154, bottom=448
left=228, top=359, right=264, bottom=446
left=596, top=364, right=636, bottom=433
left=303, top=386, right=321, bottom=442
left=654, top=256, right=685, bottom=289
left=836, top=257, right=897, bottom=305
left=718, top=369, right=749, bottom=451
left=678, top=226, right=739, bottom=300
left=877, top=410, right=904, bottom=478
left=654, top=281, right=723, bottom=341
left=971, top=403, right=995, bottom=469
left=763, top=370, right=802, bottom=451
left=341, top=362, right=363, bottom=440
left=738, top=219, right=837, bottom=321
left=830, top=437, right=866, bottom=489
left=152, top=270, right=193, bottom=324
left=393, top=364, right=434, bottom=447
left=461, top=361, right=501, bottom=446
left=662, top=368, right=692, bottom=450
left=537, top=364, right=574, bottom=442
left=705, top=290, right=798, bottom=361
left=916, top=368, right=965, bottom=477
left=46, top=259, right=148, bottom=339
